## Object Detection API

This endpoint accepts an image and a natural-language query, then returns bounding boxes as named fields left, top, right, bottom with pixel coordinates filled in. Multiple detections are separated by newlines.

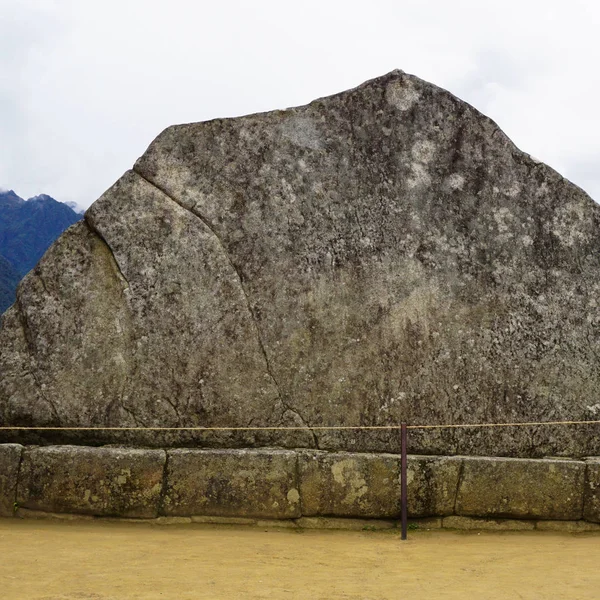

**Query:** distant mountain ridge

left=0, top=190, right=82, bottom=313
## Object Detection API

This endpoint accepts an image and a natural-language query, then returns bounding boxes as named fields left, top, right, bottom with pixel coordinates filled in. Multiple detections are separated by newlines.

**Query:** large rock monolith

left=1, top=70, right=599, bottom=457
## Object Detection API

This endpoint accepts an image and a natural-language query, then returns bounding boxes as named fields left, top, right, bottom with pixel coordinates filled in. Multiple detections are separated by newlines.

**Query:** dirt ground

left=0, top=519, right=599, bottom=599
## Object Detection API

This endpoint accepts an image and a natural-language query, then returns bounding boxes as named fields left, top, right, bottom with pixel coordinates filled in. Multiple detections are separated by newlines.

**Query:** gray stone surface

left=455, top=457, right=585, bottom=520
left=295, top=517, right=395, bottom=530
left=407, top=517, right=443, bottom=529
left=299, top=452, right=461, bottom=518
left=442, top=516, right=536, bottom=531
left=0, top=444, right=22, bottom=517
left=16, top=446, right=165, bottom=518
left=408, top=455, right=462, bottom=517
left=1, top=70, right=600, bottom=457
left=536, top=520, right=600, bottom=532
left=583, top=458, right=600, bottom=523
left=299, top=451, right=400, bottom=518
left=15, top=508, right=95, bottom=521
left=163, top=448, right=300, bottom=519
left=191, top=515, right=257, bottom=525
left=256, top=519, right=299, bottom=528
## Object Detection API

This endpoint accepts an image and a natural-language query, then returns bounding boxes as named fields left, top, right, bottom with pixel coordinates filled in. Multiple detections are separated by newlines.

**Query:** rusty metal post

left=401, top=422, right=408, bottom=540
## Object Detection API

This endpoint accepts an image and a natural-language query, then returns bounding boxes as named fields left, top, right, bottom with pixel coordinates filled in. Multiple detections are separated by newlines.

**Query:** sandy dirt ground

left=0, top=519, right=599, bottom=599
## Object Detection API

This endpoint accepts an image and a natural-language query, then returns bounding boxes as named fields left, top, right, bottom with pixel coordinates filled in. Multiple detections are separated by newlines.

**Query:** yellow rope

left=0, top=420, right=599, bottom=431
left=408, top=419, right=600, bottom=430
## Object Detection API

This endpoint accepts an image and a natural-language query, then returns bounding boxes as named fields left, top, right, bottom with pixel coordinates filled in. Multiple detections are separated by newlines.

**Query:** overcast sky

left=1, top=0, right=599, bottom=210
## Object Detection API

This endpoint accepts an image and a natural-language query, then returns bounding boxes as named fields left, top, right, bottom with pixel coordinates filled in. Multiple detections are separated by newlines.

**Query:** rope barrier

left=408, top=419, right=600, bottom=430
left=1, top=420, right=600, bottom=431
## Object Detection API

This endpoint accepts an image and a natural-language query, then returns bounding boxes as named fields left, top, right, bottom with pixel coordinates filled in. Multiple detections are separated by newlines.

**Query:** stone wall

left=1, top=444, right=599, bottom=530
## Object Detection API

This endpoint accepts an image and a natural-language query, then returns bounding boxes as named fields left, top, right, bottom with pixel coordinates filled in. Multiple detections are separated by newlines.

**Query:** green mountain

left=0, top=190, right=82, bottom=314
left=0, top=255, right=20, bottom=314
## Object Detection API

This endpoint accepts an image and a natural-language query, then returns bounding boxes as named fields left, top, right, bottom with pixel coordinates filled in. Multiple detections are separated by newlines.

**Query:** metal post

left=401, top=422, right=408, bottom=540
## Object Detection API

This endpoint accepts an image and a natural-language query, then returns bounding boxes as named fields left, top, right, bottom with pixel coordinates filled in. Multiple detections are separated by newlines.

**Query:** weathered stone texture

left=163, top=449, right=300, bottom=519
left=299, top=452, right=461, bottom=518
left=16, top=446, right=165, bottom=518
left=1, top=71, right=600, bottom=457
left=408, top=517, right=443, bottom=529
left=299, top=451, right=400, bottom=518
left=583, top=458, right=600, bottom=523
left=0, top=444, right=22, bottom=517
left=295, top=517, right=395, bottom=530
left=3, top=445, right=600, bottom=525
left=15, top=508, right=95, bottom=521
left=442, top=516, right=536, bottom=531
left=408, top=455, right=462, bottom=517
left=536, top=520, right=600, bottom=532
left=455, top=457, right=585, bottom=520
left=191, top=515, right=257, bottom=525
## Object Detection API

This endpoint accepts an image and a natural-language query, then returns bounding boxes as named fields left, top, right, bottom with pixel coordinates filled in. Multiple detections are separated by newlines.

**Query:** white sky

left=1, top=0, right=599, bottom=209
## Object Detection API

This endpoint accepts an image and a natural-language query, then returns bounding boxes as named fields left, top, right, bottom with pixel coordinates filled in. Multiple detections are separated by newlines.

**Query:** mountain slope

left=0, top=191, right=82, bottom=277
left=0, top=190, right=82, bottom=314
left=0, top=254, right=20, bottom=314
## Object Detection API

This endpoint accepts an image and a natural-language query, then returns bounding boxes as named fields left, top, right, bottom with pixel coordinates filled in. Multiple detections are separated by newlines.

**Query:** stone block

left=154, top=516, right=192, bottom=525
left=536, top=520, right=600, bottom=532
left=299, top=451, right=400, bottom=518
left=583, top=459, right=600, bottom=523
left=256, top=519, right=299, bottom=528
left=408, top=455, right=462, bottom=517
left=443, top=516, right=535, bottom=531
left=406, top=517, right=443, bottom=530
left=16, top=446, right=165, bottom=518
left=0, top=444, right=22, bottom=517
left=455, top=457, right=585, bottom=520
left=295, top=517, right=395, bottom=530
left=299, top=452, right=461, bottom=519
left=163, top=448, right=299, bottom=519
left=191, top=515, right=257, bottom=526
left=16, top=508, right=94, bottom=521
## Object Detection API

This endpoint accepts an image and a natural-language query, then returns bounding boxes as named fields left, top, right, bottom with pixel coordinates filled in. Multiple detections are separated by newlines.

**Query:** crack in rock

left=162, top=396, right=182, bottom=426
left=120, top=402, right=147, bottom=428
left=132, top=168, right=319, bottom=447
left=84, top=217, right=130, bottom=290
left=158, top=451, right=170, bottom=516
left=453, top=459, right=466, bottom=515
